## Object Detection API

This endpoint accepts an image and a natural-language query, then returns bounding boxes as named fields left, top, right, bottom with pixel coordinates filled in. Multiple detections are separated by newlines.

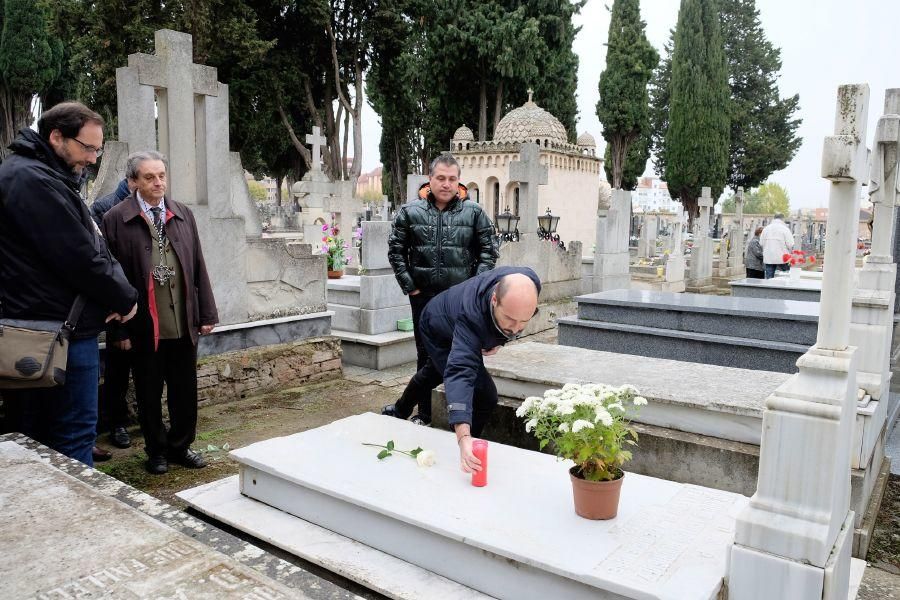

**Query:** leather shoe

left=146, top=455, right=168, bottom=474
left=110, top=427, right=131, bottom=449
left=168, top=448, right=206, bottom=469
left=381, top=404, right=401, bottom=418
left=410, top=415, right=431, bottom=426
left=92, top=445, right=112, bottom=462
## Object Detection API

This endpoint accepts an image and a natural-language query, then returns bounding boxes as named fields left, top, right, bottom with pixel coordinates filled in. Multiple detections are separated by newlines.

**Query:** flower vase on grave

left=327, top=269, right=344, bottom=279
left=517, top=382, right=647, bottom=521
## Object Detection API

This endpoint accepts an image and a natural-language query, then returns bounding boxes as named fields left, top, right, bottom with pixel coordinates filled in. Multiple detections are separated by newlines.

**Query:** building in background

left=633, top=177, right=678, bottom=214
left=357, top=166, right=383, bottom=200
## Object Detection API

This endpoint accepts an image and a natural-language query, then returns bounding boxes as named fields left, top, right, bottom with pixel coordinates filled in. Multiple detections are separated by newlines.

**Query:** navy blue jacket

left=90, top=178, right=130, bottom=226
left=420, top=266, right=541, bottom=426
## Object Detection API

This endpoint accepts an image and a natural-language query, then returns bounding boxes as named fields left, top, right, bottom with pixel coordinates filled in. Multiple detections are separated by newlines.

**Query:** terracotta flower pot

left=327, top=269, right=344, bottom=279
left=569, top=466, right=624, bottom=520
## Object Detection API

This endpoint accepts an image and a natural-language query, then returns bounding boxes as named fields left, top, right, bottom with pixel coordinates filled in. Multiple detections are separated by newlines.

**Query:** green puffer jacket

left=388, top=183, right=498, bottom=295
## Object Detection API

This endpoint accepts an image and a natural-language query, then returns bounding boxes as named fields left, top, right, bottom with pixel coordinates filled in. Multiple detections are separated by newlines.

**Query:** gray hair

left=125, top=150, right=168, bottom=180
left=774, top=212, right=784, bottom=220
left=429, top=153, right=461, bottom=176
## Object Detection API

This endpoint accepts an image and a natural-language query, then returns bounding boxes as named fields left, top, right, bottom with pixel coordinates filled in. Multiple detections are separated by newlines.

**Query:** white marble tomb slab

left=0, top=441, right=303, bottom=600
left=230, top=413, right=750, bottom=600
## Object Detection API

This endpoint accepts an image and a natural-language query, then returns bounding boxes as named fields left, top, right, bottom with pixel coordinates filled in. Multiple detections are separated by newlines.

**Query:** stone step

left=225, top=413, right=748, bottom=600
left=328, top=302, right=411, bottom=336
left=333, top=329, right=417, bottom=370
left=573, top=289, right=819, bottom=346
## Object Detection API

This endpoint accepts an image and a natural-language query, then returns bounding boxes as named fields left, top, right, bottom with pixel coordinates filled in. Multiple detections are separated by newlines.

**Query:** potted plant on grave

left=321, top=220, right=351, bottom=278
left=782, top=250, right=816, bottom=281
left=517, top=383, right=646, bottom=520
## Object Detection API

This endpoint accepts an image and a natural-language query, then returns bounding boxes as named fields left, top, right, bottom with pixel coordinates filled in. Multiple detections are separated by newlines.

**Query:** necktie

left=150, top=207, right=165, bottom=240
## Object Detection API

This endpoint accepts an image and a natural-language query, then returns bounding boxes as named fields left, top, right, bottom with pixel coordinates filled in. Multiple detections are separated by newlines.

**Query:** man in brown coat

left=101, top=151, right=218, bottom=474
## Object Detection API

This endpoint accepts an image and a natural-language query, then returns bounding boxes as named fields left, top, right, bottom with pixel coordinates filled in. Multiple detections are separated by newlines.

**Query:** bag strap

left=64, top=194, right=102, bottom=333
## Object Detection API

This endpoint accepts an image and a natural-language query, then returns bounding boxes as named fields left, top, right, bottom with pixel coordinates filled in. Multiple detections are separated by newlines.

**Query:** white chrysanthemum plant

left=517, top=382, right=647, bottom=482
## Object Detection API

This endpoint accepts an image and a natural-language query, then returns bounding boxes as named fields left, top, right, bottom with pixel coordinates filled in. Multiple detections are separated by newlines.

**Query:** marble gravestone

left=0, top=439, right=347, bottom=600
left=686, top=188, right=714, bottom=291
left=589, top=188, right=631, bottom=293
left=106, top=29, right=328, bottom=326
left=729, top=83, right=871, bottom=600
left=406, top=173, right=429, bottom=203
left=188, top=413, right=749, bottom=600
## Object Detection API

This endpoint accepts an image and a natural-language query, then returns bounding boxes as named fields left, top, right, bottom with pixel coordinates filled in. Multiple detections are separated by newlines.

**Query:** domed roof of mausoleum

left=452, top=124, right=475, bottom=141
left=577, top=132, right=596, bottom=147
left=493, top=90, right=569, bottom=146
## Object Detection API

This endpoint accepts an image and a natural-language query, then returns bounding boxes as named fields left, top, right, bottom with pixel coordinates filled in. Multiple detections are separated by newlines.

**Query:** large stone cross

left=306, top=126, right=326, bottom=173
left=117, top=29, right=220, bottom=205
left=868, top=89, right=900, bottom=260
left=697, top=187, right=713, bottom=235
left=509, top=142, right=548, bottom=235
left=731, top=187, right=745, bottom=266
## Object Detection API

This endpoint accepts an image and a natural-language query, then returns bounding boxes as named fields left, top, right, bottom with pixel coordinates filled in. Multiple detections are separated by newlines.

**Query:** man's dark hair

left=429, top=153, right=460, bottom=176
left=37, top=102, right=104, bottom=141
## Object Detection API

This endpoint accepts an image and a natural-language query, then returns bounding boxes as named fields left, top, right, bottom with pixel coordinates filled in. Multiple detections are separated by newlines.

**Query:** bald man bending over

left=385, top=266, right=541, bottom=472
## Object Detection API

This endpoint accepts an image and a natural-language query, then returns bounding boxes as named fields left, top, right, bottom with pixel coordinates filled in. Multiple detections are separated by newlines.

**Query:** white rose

left=416, top=450, right=436, bottom=467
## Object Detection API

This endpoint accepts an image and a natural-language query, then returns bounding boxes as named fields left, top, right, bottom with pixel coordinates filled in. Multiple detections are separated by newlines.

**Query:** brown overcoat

left=100, top=194, right=218, bottom=351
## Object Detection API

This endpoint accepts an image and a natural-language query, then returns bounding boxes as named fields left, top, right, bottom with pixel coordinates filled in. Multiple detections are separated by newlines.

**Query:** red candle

left=471, top=439, right=488, bottom=487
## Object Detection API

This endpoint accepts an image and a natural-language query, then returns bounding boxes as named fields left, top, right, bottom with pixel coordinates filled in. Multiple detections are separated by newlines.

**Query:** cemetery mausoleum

left=450, top=93, right=603, bottom=252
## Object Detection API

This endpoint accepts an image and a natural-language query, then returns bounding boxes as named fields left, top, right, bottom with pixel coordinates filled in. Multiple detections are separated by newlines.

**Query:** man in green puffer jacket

left=384, top=154, right=497, bottom=425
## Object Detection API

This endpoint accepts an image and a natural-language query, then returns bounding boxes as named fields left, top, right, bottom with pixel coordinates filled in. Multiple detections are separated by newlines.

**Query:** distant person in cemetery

left=384, top=154, right=497, bottom=426
left=0, top=101, right=138, bottom=467
left=760, top=213, right=794, bottom=279
left=745, top=227, right=765, bottom=279
left=389, top=267, right=540, bottom=473
left=91, top=178, right=138, bottom=453
left=101, top=151, right=218, bottom=475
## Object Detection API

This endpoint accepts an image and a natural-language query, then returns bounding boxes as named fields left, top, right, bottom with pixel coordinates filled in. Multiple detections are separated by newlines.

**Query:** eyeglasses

left=68, top=137, right=104, bottom=157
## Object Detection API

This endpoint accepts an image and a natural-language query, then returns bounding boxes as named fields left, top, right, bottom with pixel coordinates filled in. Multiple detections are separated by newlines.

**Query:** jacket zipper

left=436, top=204, right=443, bottom=273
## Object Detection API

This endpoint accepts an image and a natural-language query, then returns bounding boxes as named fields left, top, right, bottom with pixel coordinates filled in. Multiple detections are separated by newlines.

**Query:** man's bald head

left=491, top=273, right=539, bottom=338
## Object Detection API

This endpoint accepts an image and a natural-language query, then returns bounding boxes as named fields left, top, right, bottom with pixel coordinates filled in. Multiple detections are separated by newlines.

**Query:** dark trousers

left=2, top=337, right=100, bottom=466
left=131, top=337, right=198, bottom=458
left=396, top=292, right=437, bottom=420
left=99, top=345, right=132, bottom=431
left=764, top=263, right=790, bottom=279
left=746, top=268, right=765, bottom=279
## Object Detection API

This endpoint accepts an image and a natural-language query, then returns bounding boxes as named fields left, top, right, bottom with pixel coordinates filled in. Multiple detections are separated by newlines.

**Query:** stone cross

left=868, top=89, right=900, bottom=261
left=306, top=126, right=326, bottom=173
left=817, top=84, right=871, bottom=350
left=118, top=29, right=220, bottom=205
left=509, top=142, right=549, bottom=236
left=733, top=187, right=745, bottom=266
left=729, top=84, right=870, bottom=600
left=697, top=187, right=713, bottom=236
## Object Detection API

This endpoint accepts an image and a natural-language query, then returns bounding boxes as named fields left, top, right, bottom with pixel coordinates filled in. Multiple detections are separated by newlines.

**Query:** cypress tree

left=0, top=0, right=60, bottom=157
left=596, top=0, right=657, bottom=189
left=720, top=0, right=801, bottom=190
left=663, top=0, right=730, bottom=220
left=604, top=131, right=649, bottom=191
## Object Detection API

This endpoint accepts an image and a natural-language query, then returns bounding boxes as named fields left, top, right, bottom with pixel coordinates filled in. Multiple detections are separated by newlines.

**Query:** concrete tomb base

left=730, top=276, right=822, bottom=302
left=334, top=329, right=417, bottom=370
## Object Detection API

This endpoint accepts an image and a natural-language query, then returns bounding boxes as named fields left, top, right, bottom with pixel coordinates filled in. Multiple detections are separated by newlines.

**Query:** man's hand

left=455, top=424, right=482, bottom=473
left=409, top=289, right=421, bottom=296
left=199, top=324, right=216, bottom=335
left=106, top=303, right=138, bottom=324
left=112, top=339, right=132, bottom=351
left=482, top=346, right=500, bottom=356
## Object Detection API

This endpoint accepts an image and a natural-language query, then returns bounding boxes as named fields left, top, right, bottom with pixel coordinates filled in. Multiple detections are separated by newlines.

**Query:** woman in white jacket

left=759, top=213, right=794, bottom=279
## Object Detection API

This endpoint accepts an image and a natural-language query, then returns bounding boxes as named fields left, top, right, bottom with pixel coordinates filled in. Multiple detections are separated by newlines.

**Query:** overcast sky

left=359, top=1, right=899, bottom=209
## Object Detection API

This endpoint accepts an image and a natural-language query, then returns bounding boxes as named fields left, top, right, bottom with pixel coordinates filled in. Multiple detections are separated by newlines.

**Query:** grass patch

left=96, top=453, right=152, bottom=490
left=196, top=427, right=231, bottom=441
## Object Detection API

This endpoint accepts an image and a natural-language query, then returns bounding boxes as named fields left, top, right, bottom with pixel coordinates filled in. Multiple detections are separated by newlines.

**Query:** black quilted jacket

left=388, top=183, right=497, bottom=295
